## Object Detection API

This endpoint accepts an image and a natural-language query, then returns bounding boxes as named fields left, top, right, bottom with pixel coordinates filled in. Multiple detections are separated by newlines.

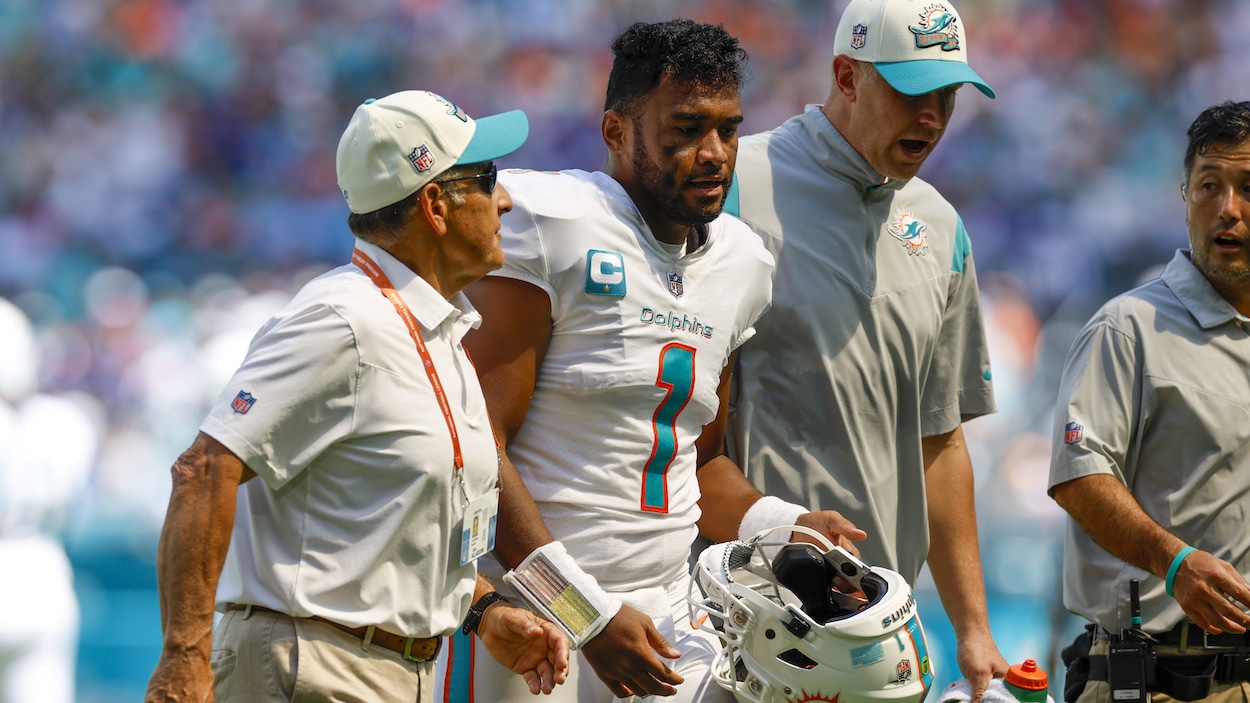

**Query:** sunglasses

left=435, top=163, right=497, bottom=194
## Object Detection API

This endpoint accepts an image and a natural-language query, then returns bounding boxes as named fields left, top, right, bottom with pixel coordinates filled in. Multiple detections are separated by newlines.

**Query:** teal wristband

left=1165, top=546, right=1197, bottom=597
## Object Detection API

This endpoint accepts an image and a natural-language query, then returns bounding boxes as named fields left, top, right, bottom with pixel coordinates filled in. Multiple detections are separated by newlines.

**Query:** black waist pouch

left=1062, top=624, right=1098, bottom=703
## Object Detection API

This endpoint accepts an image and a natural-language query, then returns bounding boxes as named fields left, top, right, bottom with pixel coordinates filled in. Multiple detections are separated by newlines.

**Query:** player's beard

left=631, top=125, right=728, bottom=226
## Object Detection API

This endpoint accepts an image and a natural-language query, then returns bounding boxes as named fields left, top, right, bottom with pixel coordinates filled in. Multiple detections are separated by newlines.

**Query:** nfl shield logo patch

left=408, top=144, right=436, bottom=172
left=1064, top=421, right=1083, bottom=445
left=667, top=271, right=684, bottom=298
left=232, top=390, right=256, bottom=414
left=851, top=23, right=868, bottom=50
left=896, top=658, right=913, bottom=682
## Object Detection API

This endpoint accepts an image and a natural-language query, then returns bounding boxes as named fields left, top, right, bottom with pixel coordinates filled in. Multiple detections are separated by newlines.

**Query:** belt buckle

left=402, top=636, right=439, bottom=662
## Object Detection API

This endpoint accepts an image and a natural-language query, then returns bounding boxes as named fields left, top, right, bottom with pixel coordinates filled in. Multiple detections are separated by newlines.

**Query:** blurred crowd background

left=1, top=0, right=1247, bottom=700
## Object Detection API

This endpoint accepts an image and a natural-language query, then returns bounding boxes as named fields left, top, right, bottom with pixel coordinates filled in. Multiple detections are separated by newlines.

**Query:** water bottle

left=1004, top=659, right=1049, bottom=703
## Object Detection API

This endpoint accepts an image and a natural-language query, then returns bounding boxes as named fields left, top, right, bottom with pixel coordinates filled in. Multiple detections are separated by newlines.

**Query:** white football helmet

left=688, top=525, right=934, bottom=703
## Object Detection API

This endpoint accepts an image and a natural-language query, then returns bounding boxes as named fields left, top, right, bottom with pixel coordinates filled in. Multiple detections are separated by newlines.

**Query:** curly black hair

left=604, top=19, right=749, bottom=116
left=1184, top=101, right=1250, bottom=181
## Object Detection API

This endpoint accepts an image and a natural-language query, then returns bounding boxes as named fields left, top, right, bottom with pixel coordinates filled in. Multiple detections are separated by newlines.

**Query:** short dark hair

left=345, top=163, right=477, bottom=245
left=604, top=19, right=748, bottom=116
left=1184, top=101, right=1250, bottom=181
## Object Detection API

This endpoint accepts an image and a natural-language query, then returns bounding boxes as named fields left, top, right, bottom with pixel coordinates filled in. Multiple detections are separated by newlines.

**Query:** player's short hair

left=1184, top=101, right=1250, bottom=181
left=604, top=19, right=748, bottom=116
left=346, top=164, right=474, bottom=245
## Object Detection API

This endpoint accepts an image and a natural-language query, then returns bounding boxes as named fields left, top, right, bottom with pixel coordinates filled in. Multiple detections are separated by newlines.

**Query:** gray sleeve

left=919, top=244, right=996, bottom=438
left=1047, top=314, right=1142, bottom=493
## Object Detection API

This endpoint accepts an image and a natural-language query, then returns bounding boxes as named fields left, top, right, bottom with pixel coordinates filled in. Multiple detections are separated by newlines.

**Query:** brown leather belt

left=225, top=604, right=441, bottom=662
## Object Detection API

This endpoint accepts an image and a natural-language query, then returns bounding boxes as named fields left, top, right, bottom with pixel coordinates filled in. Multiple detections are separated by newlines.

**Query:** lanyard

left=352, top=248, right=466, bottom=473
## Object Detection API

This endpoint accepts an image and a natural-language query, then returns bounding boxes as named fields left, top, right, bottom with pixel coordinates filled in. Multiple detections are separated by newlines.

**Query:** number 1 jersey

left=490, top=168, right=774, bottom=592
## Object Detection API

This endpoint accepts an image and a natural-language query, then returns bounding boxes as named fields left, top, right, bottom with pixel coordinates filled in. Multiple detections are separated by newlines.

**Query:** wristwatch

left=462, top=591, right=508, bottom=635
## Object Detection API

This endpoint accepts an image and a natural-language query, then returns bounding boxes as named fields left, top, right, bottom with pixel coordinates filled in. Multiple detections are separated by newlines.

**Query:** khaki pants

left=212, top=608, right=435, bottom=702
left=1075, top=639, right=1250, bottom=703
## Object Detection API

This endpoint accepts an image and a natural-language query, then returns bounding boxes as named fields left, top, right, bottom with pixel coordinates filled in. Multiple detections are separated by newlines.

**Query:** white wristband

left=738, top=495, right=808, bottom=542
left=502, top=541, right=622, bottom=649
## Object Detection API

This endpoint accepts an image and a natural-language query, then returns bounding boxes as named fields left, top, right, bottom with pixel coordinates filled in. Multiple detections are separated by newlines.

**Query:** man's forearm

left=694, top=454, right=766, bottom=543
left=1051, top=473, right=1187, bottom=578
left=924, top=427, right=992, bottom=638
left=491, top=452, right=556, bottom=569
left=156, top=433, right=247, bottom=653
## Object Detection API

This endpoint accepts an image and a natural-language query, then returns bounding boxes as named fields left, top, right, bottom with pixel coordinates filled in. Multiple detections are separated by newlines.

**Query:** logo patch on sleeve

left=1064, top=421, right=1083, bottom=445
left=232, top=390, right=257, bottom=414
left=584, top=250, right=626, bottom=297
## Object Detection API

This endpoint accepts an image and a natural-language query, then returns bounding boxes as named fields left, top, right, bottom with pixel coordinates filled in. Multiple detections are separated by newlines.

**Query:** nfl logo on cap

left=1064, top=421, right=1083, bottom=445
left=408, top=144, right=436, bottom=172
left=232, top=390, right=256, bottom=414
left=851, top=23, right=868, bottom=49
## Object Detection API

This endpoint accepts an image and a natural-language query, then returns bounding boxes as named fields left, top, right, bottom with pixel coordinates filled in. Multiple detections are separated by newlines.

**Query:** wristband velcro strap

left=738, top=495, right=808, bottom=542
left=1165, top=546, right=1198, bottom=598
left=502, top=541, right=622, bottom=649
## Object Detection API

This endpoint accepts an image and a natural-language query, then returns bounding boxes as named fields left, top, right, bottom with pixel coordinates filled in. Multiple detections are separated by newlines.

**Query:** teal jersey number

left=642, top=343, right=696, bottom=513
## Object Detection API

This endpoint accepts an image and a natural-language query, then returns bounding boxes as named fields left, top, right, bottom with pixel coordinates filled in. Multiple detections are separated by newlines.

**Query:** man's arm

left=1052, top=473, right=1250, bottom=634
left=923, top=425, right=1007, bottom=703
left=694, top=351, right=865, bottom=550
left=144, top=432, right=255, bottom=703
left=464, top=276, right=683, bottom=699
left=469, top=573, right=571, bottom=695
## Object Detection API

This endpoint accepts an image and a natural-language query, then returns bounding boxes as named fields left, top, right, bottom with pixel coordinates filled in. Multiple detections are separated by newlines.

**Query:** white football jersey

left=490, top=168, right=773, bottom=592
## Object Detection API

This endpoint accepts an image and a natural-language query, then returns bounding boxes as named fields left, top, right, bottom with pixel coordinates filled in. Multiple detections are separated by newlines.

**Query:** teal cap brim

left=875, top=60, right=995, bottom=99
left=457, top=109, right=530, bottom=165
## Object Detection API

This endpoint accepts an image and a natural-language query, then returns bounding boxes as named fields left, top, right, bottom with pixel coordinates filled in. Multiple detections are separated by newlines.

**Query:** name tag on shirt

left=459, top=489, right=499, bottom=566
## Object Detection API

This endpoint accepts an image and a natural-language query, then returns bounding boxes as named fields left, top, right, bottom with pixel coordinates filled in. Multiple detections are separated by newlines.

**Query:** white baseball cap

left=833, top=0, right=995, bottom=99
left=336, top=90, right=529, bottom=214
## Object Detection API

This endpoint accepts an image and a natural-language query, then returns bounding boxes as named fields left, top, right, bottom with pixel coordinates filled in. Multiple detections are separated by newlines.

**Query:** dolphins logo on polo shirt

left=888, top=208, right=929, bottom=256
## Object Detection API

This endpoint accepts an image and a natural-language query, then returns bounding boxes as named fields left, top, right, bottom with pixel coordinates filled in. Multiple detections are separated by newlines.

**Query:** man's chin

left=689, top=195, right=728, bottom=223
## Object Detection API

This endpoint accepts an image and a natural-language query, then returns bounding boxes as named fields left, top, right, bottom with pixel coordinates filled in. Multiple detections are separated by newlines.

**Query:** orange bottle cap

left=1006, top=659, right=1048, bottom=691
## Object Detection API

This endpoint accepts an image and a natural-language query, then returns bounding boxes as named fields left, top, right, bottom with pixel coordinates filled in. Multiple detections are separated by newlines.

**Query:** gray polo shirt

left=725, top=105, right=995, bottom=582
left=1049, top=249, right=1250, bottom=633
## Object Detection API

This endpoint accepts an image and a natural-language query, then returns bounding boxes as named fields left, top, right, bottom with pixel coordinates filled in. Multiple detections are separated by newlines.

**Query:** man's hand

left=580, top=606, right=683, bottom=699
left=144, top=648, right=214, bottom=702
left=1171, top=550, right=1250, bottom=635
left=794, top=510, right=868, bottom=557
left=478, top=603, right=571, bottom=695
left=955, top=629, right=1009, bottom=703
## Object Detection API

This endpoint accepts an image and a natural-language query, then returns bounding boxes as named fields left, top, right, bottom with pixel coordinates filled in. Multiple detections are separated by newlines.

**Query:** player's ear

left=602, top=110, right=629, bottom=158
left=417, top=182, right=451, bottom=236
left=833, top=55, right=858, bottom=102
